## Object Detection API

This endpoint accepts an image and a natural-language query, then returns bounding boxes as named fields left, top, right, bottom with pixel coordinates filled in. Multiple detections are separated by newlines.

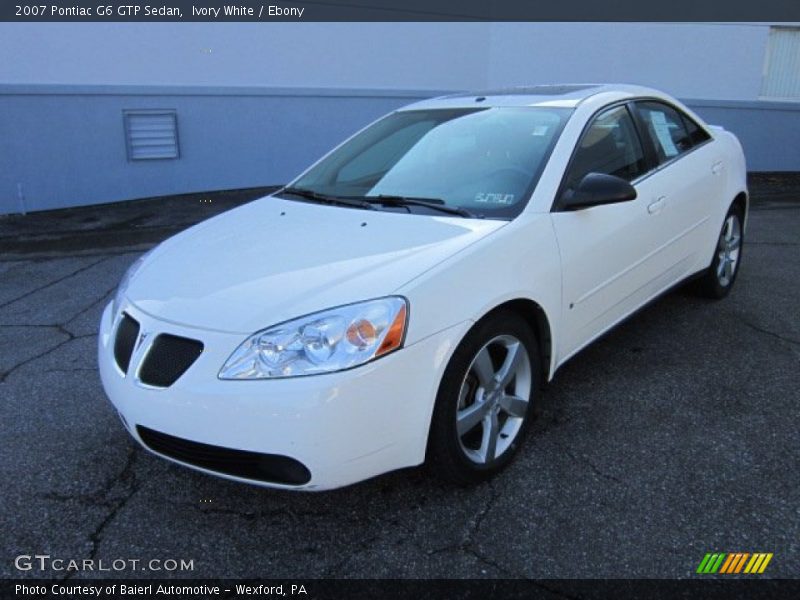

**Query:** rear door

left=631, top=100, right=722, bottom=276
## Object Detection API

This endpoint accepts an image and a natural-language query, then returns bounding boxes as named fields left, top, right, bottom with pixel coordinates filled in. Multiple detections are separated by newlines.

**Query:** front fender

left=397, top=214, right=563, bottom=380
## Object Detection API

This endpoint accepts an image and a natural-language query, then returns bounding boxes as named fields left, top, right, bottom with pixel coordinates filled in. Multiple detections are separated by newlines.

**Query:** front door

left=552, top=103, right=663, bottom=360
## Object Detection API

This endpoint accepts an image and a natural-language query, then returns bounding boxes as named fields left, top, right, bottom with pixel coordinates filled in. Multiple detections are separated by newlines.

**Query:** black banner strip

left=2, top=0, right=800, bottom=22
left=4, top=579, right=800, bottom=600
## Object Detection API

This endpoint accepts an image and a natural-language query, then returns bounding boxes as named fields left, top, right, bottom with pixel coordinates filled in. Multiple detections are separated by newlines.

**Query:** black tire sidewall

left=707, top=206, right=745, bottom=298
left=428, top=311, right=540, bottom=483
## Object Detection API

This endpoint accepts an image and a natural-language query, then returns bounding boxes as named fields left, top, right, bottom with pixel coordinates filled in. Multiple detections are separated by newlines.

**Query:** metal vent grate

left=761, top=27, right=800, bottom=100
left=138, top=333, right=203, bottom=388
left=113, top=313, right=140, bottom=374
left=123, top=110, right=180, bottom=160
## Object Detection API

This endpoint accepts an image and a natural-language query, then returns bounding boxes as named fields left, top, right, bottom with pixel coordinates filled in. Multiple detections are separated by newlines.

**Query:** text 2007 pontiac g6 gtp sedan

left=99, top=84, right=748, bottom=490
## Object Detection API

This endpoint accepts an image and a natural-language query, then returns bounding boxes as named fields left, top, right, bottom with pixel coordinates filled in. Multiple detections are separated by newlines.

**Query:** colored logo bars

left=697, top=553, right=773, bottom=574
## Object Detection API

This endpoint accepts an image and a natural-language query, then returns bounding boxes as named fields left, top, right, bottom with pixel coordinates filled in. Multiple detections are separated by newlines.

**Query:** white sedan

left=99, top=84, right=748, bottom=490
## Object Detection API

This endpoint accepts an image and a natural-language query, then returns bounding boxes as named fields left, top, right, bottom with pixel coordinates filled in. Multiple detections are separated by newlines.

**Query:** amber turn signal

left=376, top=303, right=407, bottom=356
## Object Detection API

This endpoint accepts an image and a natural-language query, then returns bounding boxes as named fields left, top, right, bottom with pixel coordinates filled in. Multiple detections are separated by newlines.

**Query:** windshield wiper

left=364, top=195, right=478, bottom=218
left=280, top=187, right=376, bottom=211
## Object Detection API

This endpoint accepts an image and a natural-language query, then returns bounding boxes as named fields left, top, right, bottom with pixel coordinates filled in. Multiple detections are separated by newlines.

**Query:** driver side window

left=564, top=105, right=647, bottom=192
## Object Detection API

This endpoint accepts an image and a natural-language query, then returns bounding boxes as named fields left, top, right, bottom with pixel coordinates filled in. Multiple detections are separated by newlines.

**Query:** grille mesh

left=113, top=314, right=139, bottom=373
left=136, top=426, right=312, bottom=485
left=139, top=334, right=203, bottom=387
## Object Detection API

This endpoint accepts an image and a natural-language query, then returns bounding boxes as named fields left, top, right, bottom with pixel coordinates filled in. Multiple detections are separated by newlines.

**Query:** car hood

left=127, top=196, right=506, bottom=333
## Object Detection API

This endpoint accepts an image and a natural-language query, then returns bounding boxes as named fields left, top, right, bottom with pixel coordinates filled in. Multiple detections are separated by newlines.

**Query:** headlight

left=219, top=297, right=408, bottom=379
left=112, top=248, right=154, bottom=316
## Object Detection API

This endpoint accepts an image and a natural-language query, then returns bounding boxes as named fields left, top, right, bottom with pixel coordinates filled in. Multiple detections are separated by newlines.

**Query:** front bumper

left=98, top=301, right=470, bottom=490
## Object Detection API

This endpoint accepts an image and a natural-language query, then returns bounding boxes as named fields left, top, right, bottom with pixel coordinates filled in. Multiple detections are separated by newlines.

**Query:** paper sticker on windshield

left=532, top=125, right=549, bottom=136
left=475, top=193, right=515, bottom=205
left=650, top=112, right=679, bottom=157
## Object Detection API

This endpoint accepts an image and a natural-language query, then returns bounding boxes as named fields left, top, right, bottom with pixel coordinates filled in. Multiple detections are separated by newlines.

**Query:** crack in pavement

left=565, top=450, right=623, bottom=485
left=0, top=283, right=116, bottom=331
left=191, top=504, right=401, bottom=577
left=0, top=278, right=115, bottom=382
left=322, top=533, right=381, bottom=577
left=191, top=505, right=334, bottom=523
left=41, top=490, right=115, bottom=509
left=741, top=319, right=800, bottom=347
left=0, top=256, right=110, bottom=310
left=0, top=323, right=61, bottom=328
left=463, top=482, right=498, bottom=548
left=62, top=284, right=117, bottom=336
left=0, top=290, right=114, bottom=329
left=0, top=284, right=117, bottom=328
left=190, top=500, right=434, bottom=577
left=460, top=483, right=518, bottom=576
left=425, top=482, right=521, bottom=577
left=0, top=248, right=147, bottom=263
left=63, top=443, right=141, bottom=581
left=0, top=327, right=95, bottom=383
left=464, top=545, right=516, bottom=577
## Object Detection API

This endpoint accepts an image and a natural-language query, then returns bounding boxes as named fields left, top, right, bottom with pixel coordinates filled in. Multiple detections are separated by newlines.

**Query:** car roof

left=400, top=84, right=667, bottom=110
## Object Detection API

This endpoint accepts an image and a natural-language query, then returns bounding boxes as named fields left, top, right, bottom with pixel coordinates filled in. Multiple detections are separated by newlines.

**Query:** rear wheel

left=694, top=205, right=744, bottom=299
left=427, top=311, right=540, bottom=484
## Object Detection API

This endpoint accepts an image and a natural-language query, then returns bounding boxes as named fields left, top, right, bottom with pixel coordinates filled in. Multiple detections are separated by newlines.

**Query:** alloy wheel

left=456, top=335, right=532, bottom=465
left=717, top=214, right=742, bottom=287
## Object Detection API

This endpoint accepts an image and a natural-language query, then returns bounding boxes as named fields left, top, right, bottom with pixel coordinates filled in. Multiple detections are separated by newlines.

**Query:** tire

left=427, top=310, right=540, bottom=485
left=693, top=204, right=744, bottom=300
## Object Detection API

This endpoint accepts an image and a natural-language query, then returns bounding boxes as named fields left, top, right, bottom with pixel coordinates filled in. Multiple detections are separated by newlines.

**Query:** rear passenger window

left=681, top=113, right=712, bottom=146
left=563, top=105, right=647, bottom=191
left=636, top=101, right=696, bottom=164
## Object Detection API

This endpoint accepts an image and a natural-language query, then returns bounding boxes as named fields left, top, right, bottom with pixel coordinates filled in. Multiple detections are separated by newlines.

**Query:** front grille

left=113, top=313, right=139, bottom=373
left=136, top=426, right=312, bottom=486
left=139, top=334, right=203, bottom=388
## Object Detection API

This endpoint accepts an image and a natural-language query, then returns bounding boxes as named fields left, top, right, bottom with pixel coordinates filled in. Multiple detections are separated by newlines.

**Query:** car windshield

left=285, top=106, right=572, bottom=218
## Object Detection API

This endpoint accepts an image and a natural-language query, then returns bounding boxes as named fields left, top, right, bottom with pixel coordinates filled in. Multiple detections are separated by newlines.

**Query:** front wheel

left=427, top=311, right=540, bottom=485
left=694, top=206, right=744, bottom=299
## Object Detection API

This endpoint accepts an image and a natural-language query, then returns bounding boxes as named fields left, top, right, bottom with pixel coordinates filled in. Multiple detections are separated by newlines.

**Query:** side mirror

left=560, top=172, right=637, bottom=211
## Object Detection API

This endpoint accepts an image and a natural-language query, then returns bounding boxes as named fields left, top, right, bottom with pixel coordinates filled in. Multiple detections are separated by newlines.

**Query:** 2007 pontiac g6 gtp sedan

left=99, top=84, right=748, bottom=490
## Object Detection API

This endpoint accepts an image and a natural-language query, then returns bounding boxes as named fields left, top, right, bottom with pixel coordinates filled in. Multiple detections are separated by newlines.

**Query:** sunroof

left=448, top=84, right=600, bottom=98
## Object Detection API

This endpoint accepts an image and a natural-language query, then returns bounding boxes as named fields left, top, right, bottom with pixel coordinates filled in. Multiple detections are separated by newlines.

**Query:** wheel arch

left=424, top=296, right=555, bottom=479
left=472, top=298, right=554, bottom=385
left=732, top=190, right=749, bottom=231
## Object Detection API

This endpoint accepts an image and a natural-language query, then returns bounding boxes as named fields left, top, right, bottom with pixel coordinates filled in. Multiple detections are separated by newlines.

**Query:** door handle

left=647, top=196, right=666, bottom=215
left=712, top=160, right=723, bottom=175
